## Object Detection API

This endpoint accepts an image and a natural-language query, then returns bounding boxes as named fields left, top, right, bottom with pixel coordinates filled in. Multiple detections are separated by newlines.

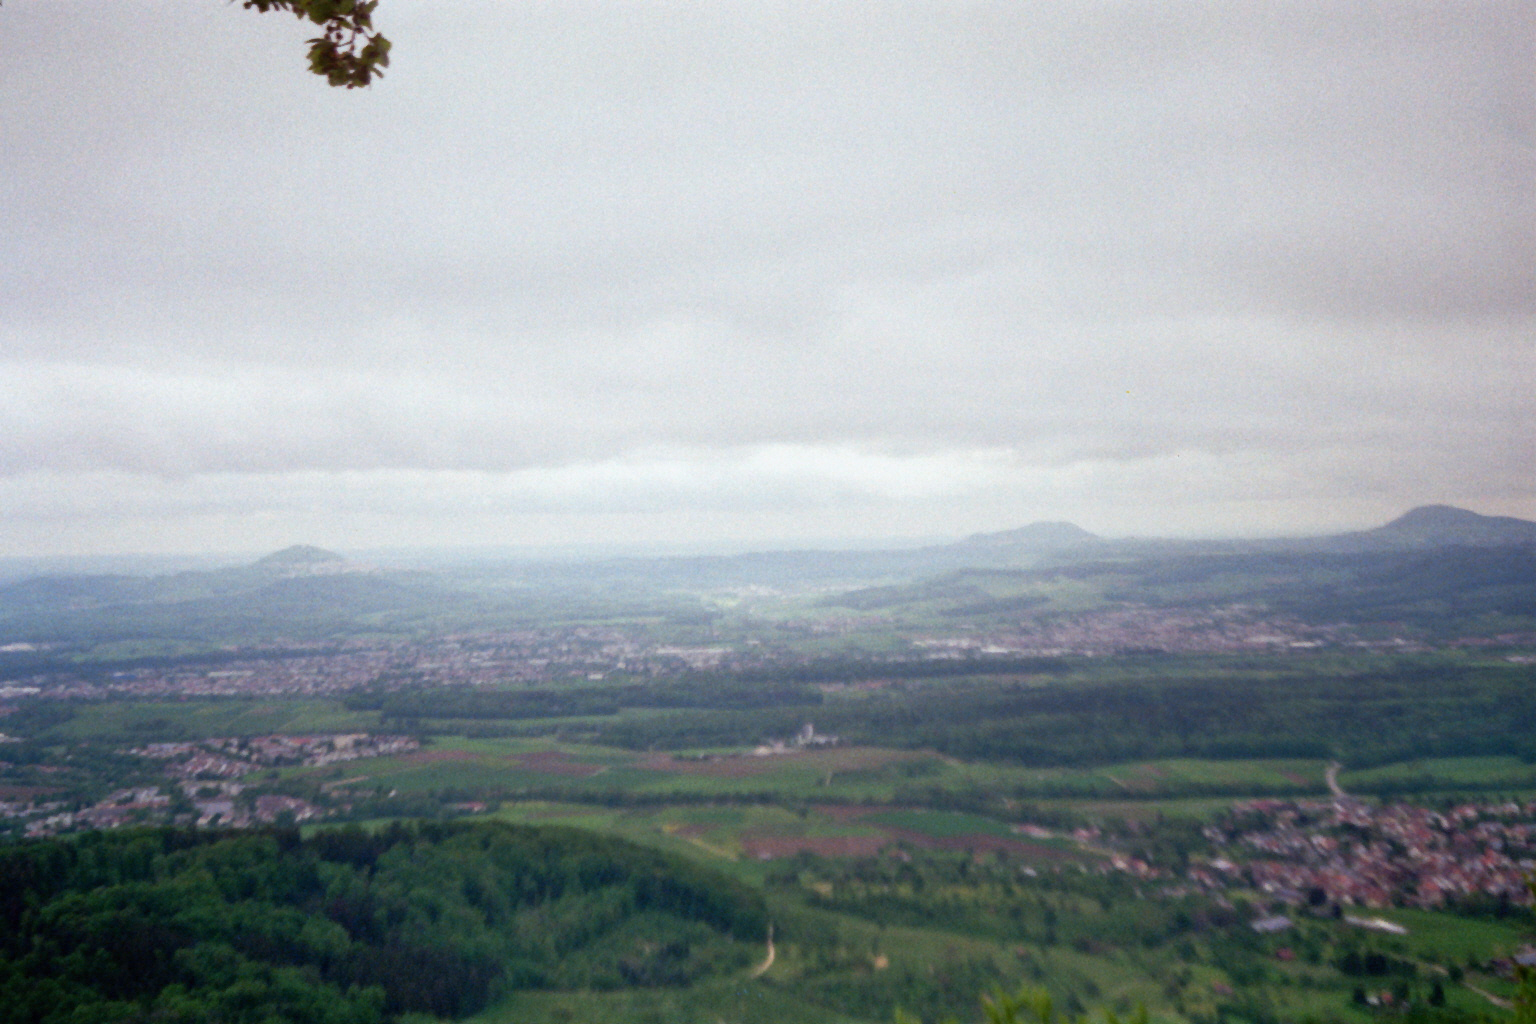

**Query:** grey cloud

left=0, top=1, right=1531, bottom=552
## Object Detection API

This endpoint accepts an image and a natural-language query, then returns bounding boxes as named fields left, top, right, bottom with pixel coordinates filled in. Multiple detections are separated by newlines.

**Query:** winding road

left=749, top=924, right=775, bottom=978
left=1326, top=761, right=1346, bottom=798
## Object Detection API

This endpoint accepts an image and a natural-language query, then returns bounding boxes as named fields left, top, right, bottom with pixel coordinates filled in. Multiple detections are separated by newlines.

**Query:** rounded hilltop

left=251, top=545, right=350, bottom=573
left=961, top=521, right=1101, bottom=548
left=1367, top=505, right=1536, bottom=547
left=253, top=544, right=346, bottom=566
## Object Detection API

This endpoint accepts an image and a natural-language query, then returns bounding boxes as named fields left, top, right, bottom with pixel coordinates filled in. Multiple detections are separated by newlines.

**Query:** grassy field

left=29, top=685, right=1536, bottom=1024
left=284, top=734, right=1339, bottom=805
left=431, top=748, right=1536, bottom=1024
left=481, top=800, right=1097, bottom=886
left=1367, top=907, right=1533, bottom=964
left=1341, top=756, right=1536, bottom=795
left=45, top=698, right=381, bottom=742
left=471, top=977, right=873, bottom=1024
left=468, top=913, right=1032, bottom=1024
left=460, top=880, right=1536, bottom=1024
left=1029, top=797, right=1244, bottom=823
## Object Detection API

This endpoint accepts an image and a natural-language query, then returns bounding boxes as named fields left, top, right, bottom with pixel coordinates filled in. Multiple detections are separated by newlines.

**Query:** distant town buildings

left=1191, top=797, right=1536, bottom=910
left=6, top=732, right=418, bottom=837
left=1, top=603, right=1530, bottom=712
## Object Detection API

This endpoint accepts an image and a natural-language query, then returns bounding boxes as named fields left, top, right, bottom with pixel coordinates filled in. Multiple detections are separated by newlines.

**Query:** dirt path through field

left=684, top=834, right=737, bottom=860
left=1464, top=982, right=1511, bottom=1010
left=1326, top=761, right=1346, bottom=798
left=749, top=924, right=775, bottom=979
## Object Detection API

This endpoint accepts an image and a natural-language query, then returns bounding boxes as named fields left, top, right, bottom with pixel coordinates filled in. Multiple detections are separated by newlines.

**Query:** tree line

left=0, top=820, right=766, bottom=1023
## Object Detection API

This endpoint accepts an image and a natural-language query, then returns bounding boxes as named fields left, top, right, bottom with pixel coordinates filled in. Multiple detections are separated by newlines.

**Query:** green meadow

left=282, top=733, right=1339, bottom=806
left=10, top=648, right=1536, bottom=1024
left=42, top=697, right=381, bottom=742
left=1341, top=756, right=1536, bottom=796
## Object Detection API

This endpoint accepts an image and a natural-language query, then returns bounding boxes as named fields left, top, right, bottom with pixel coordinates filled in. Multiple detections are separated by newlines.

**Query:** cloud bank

left=2, top=1, right=1531, bottom=554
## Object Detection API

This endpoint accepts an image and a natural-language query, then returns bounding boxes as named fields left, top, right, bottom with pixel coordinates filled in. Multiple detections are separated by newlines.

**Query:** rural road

left=750, top=924, right=775, bottom=978
left=1464, top=982, right=1512, bottom=1010
left=1326, top=762, right=1346, bottom=798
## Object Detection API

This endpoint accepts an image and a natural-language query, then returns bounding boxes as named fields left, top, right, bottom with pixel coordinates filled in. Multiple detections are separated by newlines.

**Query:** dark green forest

left=0, top=822, right=766, bottom=1024
left=316, top=658, right=1536, bottom=797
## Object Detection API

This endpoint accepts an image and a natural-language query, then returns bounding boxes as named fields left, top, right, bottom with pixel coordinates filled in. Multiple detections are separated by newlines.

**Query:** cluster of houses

left=916, top=604, right=1350, bottom=657
left=8, top=733, right=420, bottom=837
left=131, top=732, right=419, bottom=777
left=18, top=785, right=324, bottom=837
left=1191, top=797, right=1536, bottom=909
left=2, top=626, right=763, bottom=702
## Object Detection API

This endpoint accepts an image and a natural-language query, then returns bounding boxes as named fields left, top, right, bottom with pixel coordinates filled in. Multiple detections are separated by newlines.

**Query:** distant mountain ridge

left=0, top=544, right=442, bottom=643
left=2, top=505, right=1532, bottom=645
left=1335, top=505, right=1536, bottom=550
left=962, top=521, right=1101, bottom=548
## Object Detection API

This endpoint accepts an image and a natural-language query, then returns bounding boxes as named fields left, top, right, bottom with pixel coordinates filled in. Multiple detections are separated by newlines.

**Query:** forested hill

left=0, top=822, right=766, bottom=1024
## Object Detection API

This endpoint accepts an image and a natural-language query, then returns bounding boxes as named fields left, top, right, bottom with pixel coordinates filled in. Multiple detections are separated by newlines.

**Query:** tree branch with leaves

left=242, top=0, right=390, bottom=87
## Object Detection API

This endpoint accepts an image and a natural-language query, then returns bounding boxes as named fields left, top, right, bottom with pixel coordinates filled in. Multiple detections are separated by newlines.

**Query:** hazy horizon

left=4, top=2, right=1532, bottom=558
left=2, top=501, right=1523, bottom=580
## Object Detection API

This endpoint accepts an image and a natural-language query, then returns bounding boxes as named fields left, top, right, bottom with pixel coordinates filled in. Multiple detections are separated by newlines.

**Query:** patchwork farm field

left=480, top=799, right=1098, bottom=873
left=8, top=646, right=1536, bottom=1024
left=286, top=735, right=1338, bottom=804
left=267, top=718, right=1536, bottom=1024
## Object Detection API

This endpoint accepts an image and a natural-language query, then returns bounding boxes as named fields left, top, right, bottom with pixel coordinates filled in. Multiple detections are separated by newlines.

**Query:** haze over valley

left=1, top=502, right=1535, bottom=1023
left=2, top=3, right=1532, bottom=1023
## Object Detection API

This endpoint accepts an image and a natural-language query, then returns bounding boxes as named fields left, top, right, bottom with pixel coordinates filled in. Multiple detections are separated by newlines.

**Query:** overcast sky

left=2, top=1, right=1532, bottom=557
